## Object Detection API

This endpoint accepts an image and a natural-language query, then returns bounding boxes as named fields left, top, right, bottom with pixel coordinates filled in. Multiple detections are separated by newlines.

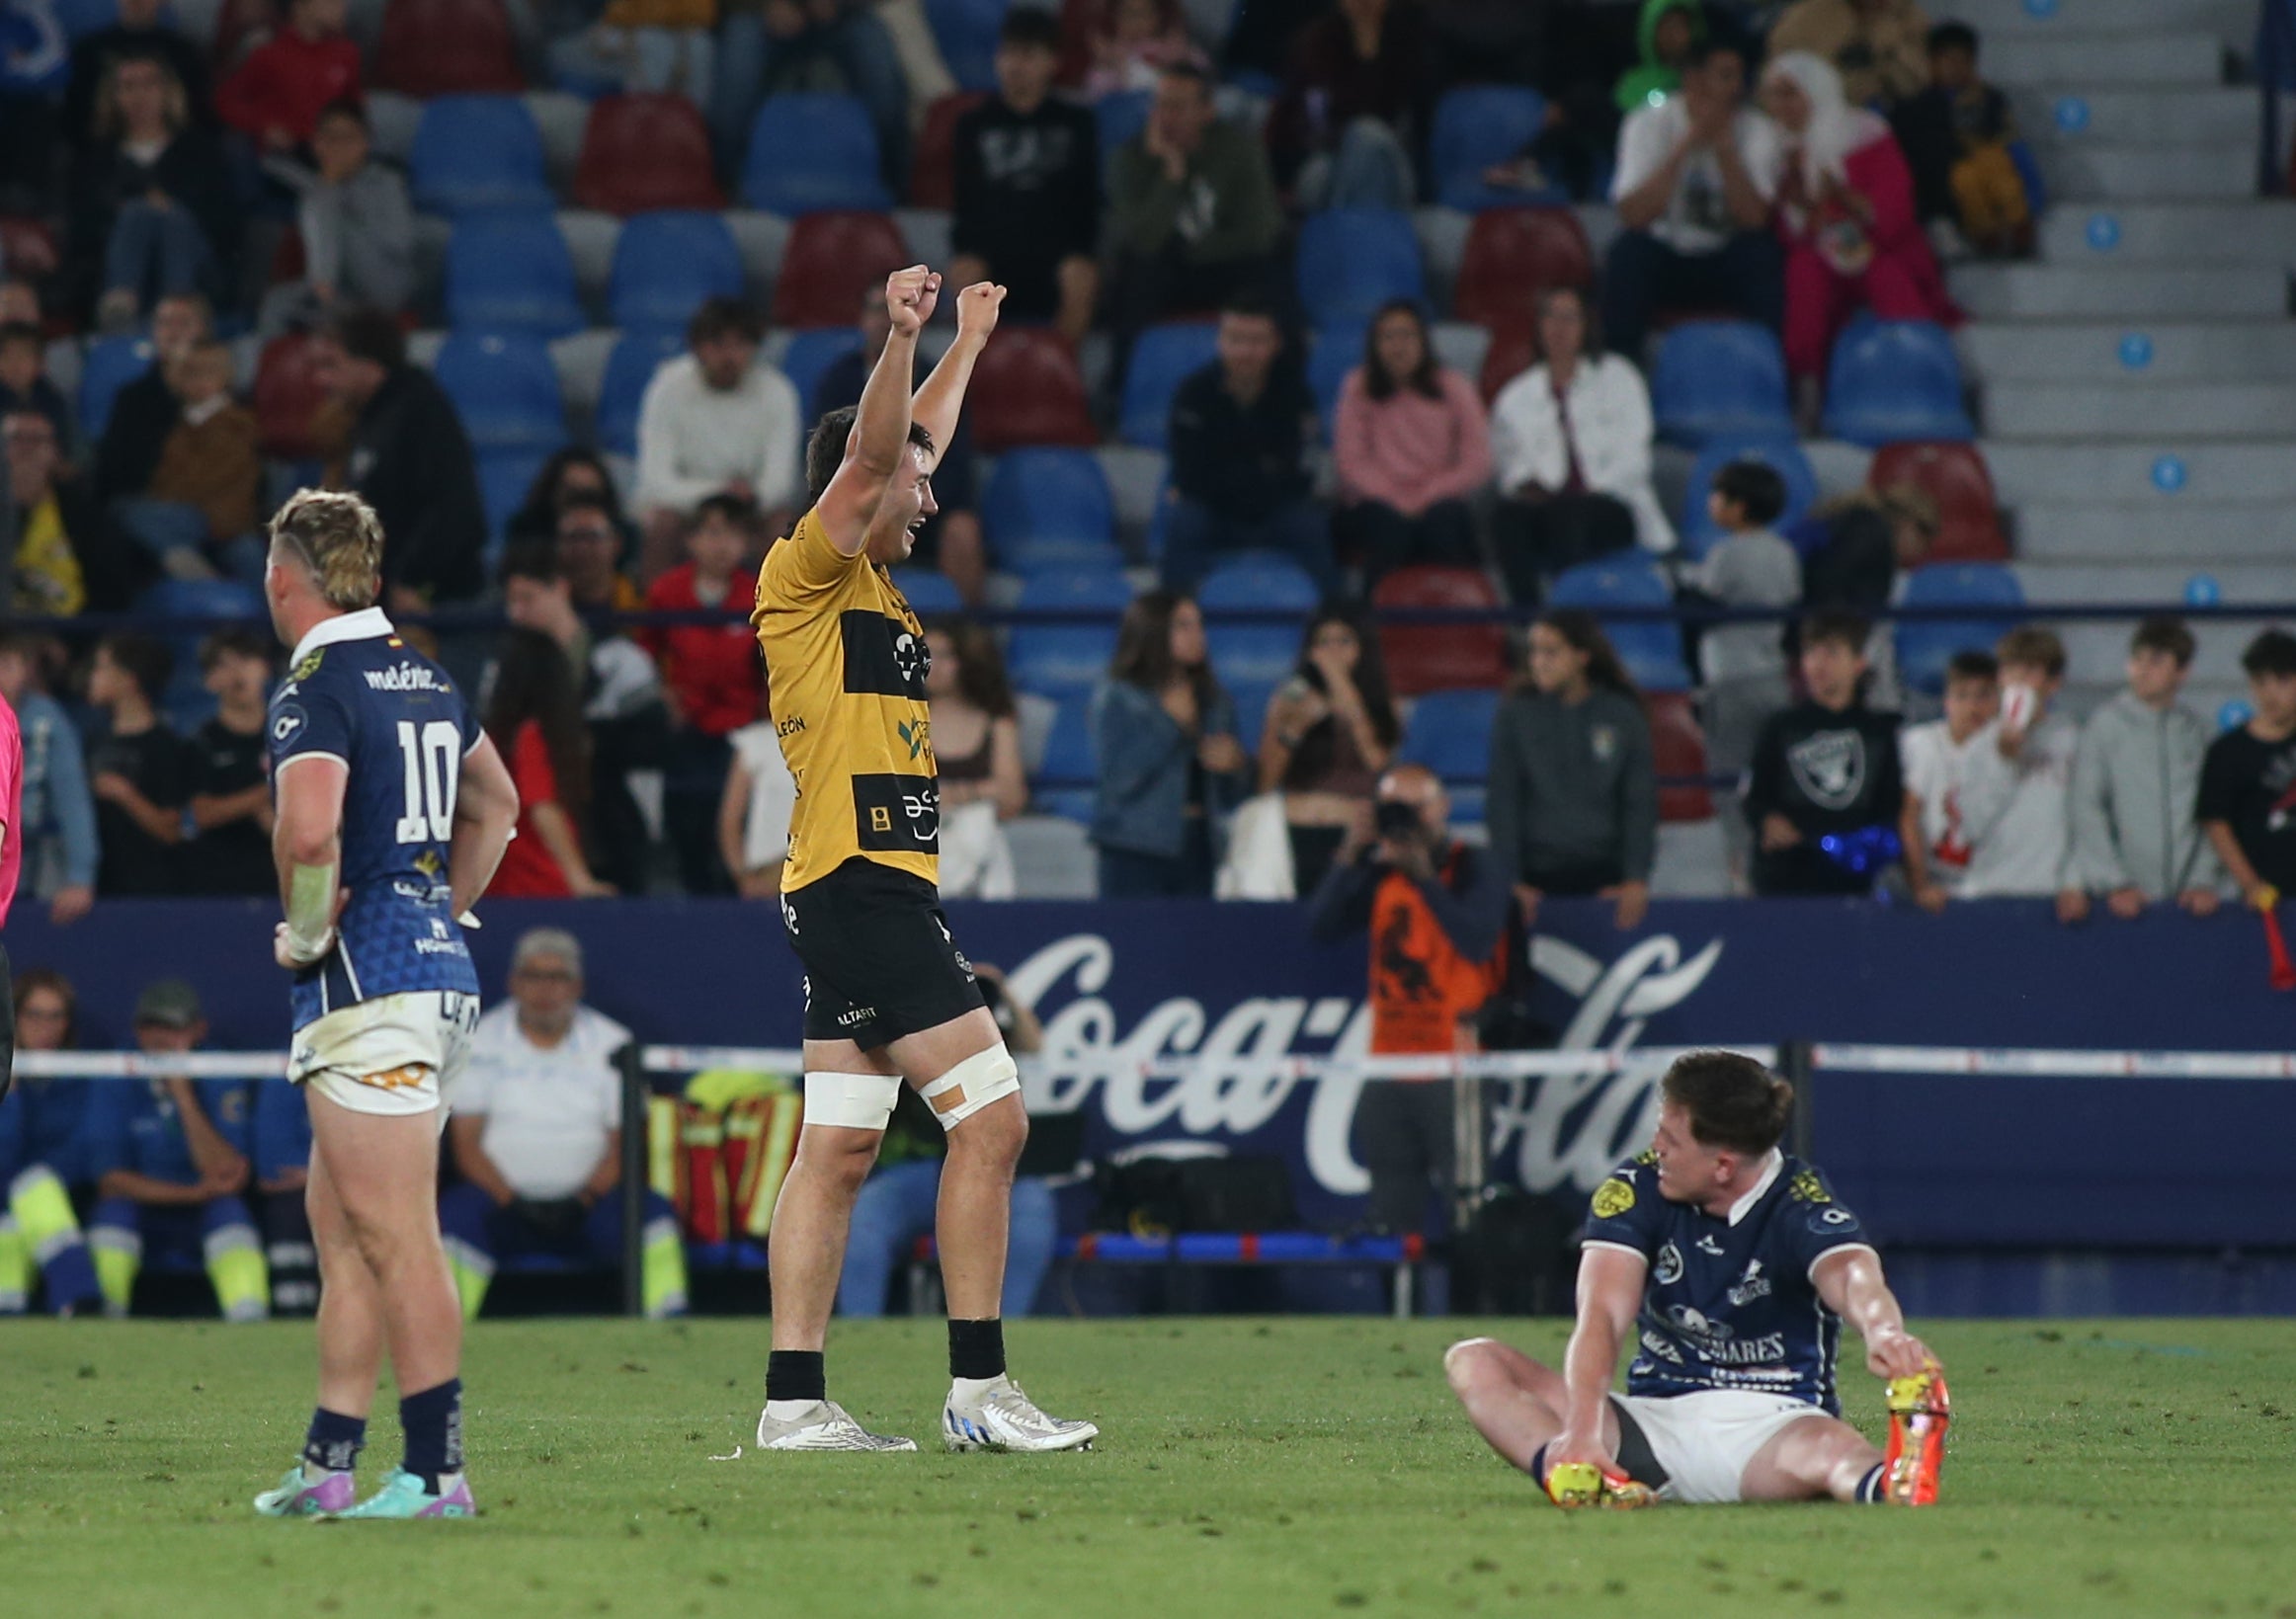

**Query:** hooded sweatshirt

left=1614, top=0, right=1705, bottom=114
left=2066, top=689, right=2223, bottom=899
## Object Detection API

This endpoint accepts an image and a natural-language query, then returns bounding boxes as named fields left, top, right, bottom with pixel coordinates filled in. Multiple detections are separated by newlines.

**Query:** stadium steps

left=1984, top=442, right=2296, bottom=503
left=1979, top=34, right=2223, bottom=88
left=1944, top=0, right=2253, bottom=37
left=2033, top=203, right=2296, bottom=266
left=1953, top=265, right=2287, bottom=321
left=2007, top=86, right=2260, bottom=146
left=1982, top=381, right=2296, bottom=440
left=2011, top=562, right=2295, bottom=605
left=2014, top=503, right=2296, bottom=561
left=1961, top=320, right=2296, bottom=382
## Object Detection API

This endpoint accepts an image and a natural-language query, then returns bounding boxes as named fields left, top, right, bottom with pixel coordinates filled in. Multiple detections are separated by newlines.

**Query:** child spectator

left=485, top=627, right=616, bottom=900
left=1333, top=300, right=1492, bottom=586
left=1614, top=0, right=1702, bottom=115
left=128, top=336, right=263, bottom=579
left=923, top=619, right=1024, bottom=900
left=1091, top=591, right=1248, bottom=897
left=2062, top=617, right=2222, bottom=923
left=213, top=0, right=361, bottom=153
left=2198, top=628, right=2296, bottom=917
left=84, top=630, right=186, bottom=896
left=260, top=100, right=416, bottom=331
left=1895, top=22, right=2028, bottom=259
left=719, top=686, right=796, bottom=900
left=1086, top=0, right=1203, bottom=98
left=0, top=320, right=70, bottom=448
left=1952, top=624, right=2076, bottom=899
left=181, top=628, right=276, bottom=897
left=0, top=633, right=98, bottom=924
left=74, top=50, right=235, bottom=329
left=1743, top=609, right=1903, bottom=896
left=1898, top=648, right=1997, bottom=911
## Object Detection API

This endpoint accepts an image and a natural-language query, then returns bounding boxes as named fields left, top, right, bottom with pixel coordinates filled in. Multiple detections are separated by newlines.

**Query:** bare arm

left=1614, top=137, right=1690, bottom=230
left=2206, top=819, right=2271, bottom=905
left=529, top=799, right=611, bottom=897
left=1550, top=1246, right=1646, bottom=1469
left=448, top=1113, right=516, bottom=1207
left=449, top=733, right=520, bottom=917
left=816, top=267, right=939, bottom=555
left=273, top=754, right=348, bottom=967
left=99, top=1168, right=215, bottom=1205
left=191, top=780, right=274, bottom=832
left=987, top=714, right=1027, bottom=821
left=717, top=754, right=755, bottom=883
left=908, top=281, right=1007, bottom=457
left=1813, top=1247, right=1934, bottom=1380
left=164, top=1079, right=248, bottom=1187
left=1713, top=130, right=1769, bottom=230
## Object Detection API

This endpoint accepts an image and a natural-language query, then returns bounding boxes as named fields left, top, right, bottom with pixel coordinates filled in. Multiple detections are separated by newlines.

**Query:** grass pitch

left=3, top=1317, right=2292, bottom=1619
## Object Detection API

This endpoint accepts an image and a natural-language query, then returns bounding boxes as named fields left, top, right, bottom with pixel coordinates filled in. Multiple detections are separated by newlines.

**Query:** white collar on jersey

left=1723, top=1149, right=1784, bottom=1227
left=289, top=607, right=396, bottom=666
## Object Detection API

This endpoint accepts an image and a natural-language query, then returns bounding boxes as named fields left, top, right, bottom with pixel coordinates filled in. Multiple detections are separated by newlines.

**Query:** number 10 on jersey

left=394, top=720, right=462, bottom=844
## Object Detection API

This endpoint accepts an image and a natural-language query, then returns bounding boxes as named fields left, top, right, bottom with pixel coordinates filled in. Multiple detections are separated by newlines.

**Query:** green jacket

left=1613, top=0, right=1705, bottom=113
left=1109, top=120, right=1281, bottom=266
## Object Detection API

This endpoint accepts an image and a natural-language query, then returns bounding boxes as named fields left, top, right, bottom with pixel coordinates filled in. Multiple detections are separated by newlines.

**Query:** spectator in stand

left=258, top=100, right=416, bottom=333
left=9, top=410, right=148, bottom=613
left=1797, top=479, right=1934, bottom=616
left=813, top=283, right=984, bottom=603
left=1893, top=22, right=2028, bottom=261
left=1898, top=648, right=1997, bottom=911
left=0, top=634, right=97, bottom=924
left=183, top=628, right=278, bottom=898
left=1248, top=607, right=1399, bottom=897
left=548, top=0, right=716, bottom=105
left=1334, top=300, right=1490, bottom=585
left=718, top=682, right=795, bottom=898
left=0, top=320, right=71, bottom=448
left=96, top=289, right=206, bottom=504
left=1488, top=285, right=1673, bottom=606
left=509, top=447, right=640, bottom=569
left=1224, top=0, right=1323, bottom=82
left=1767, top=0, right=1929, bottom=111
left=84, top=631, right=185, bottom=897
left=83, top=979, right=269, bottom=1321
left=553, top=488, right=646, bottom=614
left=1487, top=610, right=1657, bottom=930
left=1615, top=0, right=1702, bottom=116
left=1743, top=609, right=1903, bottom=896
left=485, top=626, right=616, bottom=900
left=949, top=8, right=1101, bottom=347
left=633, top=297, right=800, bottom=578
left=0, top=276, right=40, bottom=325
left=709, top=0, right=911, bottom=190
left=250, top=1069, right=317, bottom=1316
left=74, top=50, right=235, bottom=330
left=1309, top=763, right=1509, bottom=1236
left=212, top=0, right=361, bottom=154
left=2061, top=618, right=2223, bottom=923
left=62, top=0, right=208, bottom=154
left=1085, top=0, right=1203, bottom=98
left=1108, top=64, right=1282, bottom=375
left=1944, top=625, right=2075, bottom=900
left=1265, top=0, right=1428, bottom=211
left=640, top=493, right=764, bottom=896
left=116, top=336, right=264, bottom=581
left=439, top=929, right=690, bottom=1321
left=1161, top=298, right=1336, bottom=596
left=1091, top=590, right=1248, bottom=897
left=924, top=619, right=1023, bottom=900
left=2198, top=629, right=2296, bottom=920
left=310, top=304, right=488, bottom=607
left=0, top=968, right=105, bottom=1315
left=1602, top=38, right=1782, bottom=370
left=1759, top=51, right=1954, bottom=427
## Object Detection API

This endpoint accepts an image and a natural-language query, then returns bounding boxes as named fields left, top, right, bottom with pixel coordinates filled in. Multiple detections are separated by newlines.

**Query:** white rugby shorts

left=288, top=991, right=480, bottom=1118
left=1611, top=1388, right=1830, bottom=1503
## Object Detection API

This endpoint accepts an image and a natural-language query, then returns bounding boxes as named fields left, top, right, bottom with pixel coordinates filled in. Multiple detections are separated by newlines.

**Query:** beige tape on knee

left=802, top=1071, right=902, bottom=1131
left=919, top=1044, right=1021, bottom=1132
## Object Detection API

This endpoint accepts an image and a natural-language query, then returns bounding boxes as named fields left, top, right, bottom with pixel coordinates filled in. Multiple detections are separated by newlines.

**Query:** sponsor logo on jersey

left=837, top=1007, right=876, bottom=1027
left=1653, top=1242, right=1683, bottom=1285
left=272, top=705, right=307, bottom=745
left=1592, top=1176, right=1636, bottom=1219
left=777, top=715, right=806, bottom=738
left=363, top=663, right=446, bottom=693
left=1789, top=1169, right=1831, bottom=1204
left=898, top=717, right=932, bottom=762
left=1728, top=1260, right=1771, bottom=1306
left=1695, top=1234, right=1725, bottom=1256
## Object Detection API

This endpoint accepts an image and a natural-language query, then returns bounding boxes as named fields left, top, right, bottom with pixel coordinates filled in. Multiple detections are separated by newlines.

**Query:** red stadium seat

left=373, top=0, right=525, bottom=96
left=1479, top=324, right=1536, bottom=405
left=968, top=329, right=1097, bottom=451
left=253, top=332, right=330, bottom=460
left=574, top=94, right=725, bottom=215
left=1453, top=207, right=1593, bottom=336
left=1647, top=690, right=1713, bottom=823
left=909, top=90, right=988, bottom=209
left=771, top=210, right=911, bottom=328
left=1373, top=566, right=1508, bottom=696
left=1868, top=441, right=2009, bottom=563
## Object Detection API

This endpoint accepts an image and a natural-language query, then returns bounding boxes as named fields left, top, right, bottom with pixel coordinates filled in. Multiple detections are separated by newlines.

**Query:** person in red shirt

left=483, top=628, right=615, bottom=900
left=640, top=493, right=763, bottom=896
left=0, top=684, right=21, bottom=1101
left=214, top=0, right=363, bottom=153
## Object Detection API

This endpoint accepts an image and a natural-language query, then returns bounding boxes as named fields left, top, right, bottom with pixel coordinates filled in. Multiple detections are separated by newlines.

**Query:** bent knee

left=1443, top=1336, right=1502, bottom=1388
left=947, top=1095, right=1027, bottom=1168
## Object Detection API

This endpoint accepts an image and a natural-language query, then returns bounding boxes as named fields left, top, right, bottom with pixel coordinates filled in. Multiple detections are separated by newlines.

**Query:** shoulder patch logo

left=1789, top=1169, right=1831, bottom=1204
left=291, top=649, right=325, bottom=682
left=271, top=705, right=307, bottom=745
left=1592, top=1176, right=1636, bottom=1219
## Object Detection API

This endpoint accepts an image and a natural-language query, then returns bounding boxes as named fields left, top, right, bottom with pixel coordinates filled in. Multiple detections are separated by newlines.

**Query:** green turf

left=4, top=1318, right=2293, bottom=1618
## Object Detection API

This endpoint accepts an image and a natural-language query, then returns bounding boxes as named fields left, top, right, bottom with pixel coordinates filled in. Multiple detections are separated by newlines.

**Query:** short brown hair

left=1995, top=624, right=2066, bottom=679
left=271, top=488, right=384, bottom=611
left=1801, top=609, right=1870, bottom=655
left=1662, top=1051, right=1794, bottom=1157
left=2131, top=615, right=2194, bottom=668
left=803, top=406, right=936, bottom=503
left=687, top=295, right=762, bottom=351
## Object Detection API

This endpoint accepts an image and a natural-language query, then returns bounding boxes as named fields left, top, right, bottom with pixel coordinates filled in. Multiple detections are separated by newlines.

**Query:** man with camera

left=1309, top=765, right=1513, bottom=1237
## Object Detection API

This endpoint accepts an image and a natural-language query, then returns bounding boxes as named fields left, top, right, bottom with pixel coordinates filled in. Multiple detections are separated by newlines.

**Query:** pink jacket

left=1334, top=365, right=1494, bottom=517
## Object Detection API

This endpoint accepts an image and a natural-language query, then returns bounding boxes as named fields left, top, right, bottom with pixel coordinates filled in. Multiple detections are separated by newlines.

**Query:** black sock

left=948, top=1318, right=1006, bottom=1382
left=301, top=1407, right=366, bottom=1474
left=399, top=1377, right=463, bottom=1493
left=767, top=1349, right=826, bottom=1405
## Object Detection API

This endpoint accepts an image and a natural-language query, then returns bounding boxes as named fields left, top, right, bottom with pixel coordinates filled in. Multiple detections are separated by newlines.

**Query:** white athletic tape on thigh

left=920, top=1044, right=1020, bottom=1132
left=803, top=1071, right=902, bottom=1131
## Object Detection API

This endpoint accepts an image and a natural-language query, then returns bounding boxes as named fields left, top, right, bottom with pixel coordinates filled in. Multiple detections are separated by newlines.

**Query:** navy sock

left=1856, top=1462, right=1888, bottom=1503
left=948, top=1318, right=1006, bottom=1382
left=301, top=1408, right=366, bottom=1474
left=767, top=1350, right=826, bottom=1405
left=399, top=1378, right=463, bottom=1492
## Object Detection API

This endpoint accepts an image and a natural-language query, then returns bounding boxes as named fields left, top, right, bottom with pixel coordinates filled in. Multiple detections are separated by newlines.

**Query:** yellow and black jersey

left=751, top=509, right=938, bottom=893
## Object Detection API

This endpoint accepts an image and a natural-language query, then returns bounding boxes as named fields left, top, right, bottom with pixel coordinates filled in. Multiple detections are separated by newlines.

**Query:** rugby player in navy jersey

left=1444, top=1051, right=1949, bottom=1507
left=249, top=491, right=520, bottom=1520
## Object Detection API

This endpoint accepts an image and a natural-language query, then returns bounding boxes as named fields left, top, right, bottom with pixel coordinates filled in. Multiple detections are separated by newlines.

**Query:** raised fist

left=885, top=266, right=942, bottom=336
left=954, top=281, right=1008, bottom=341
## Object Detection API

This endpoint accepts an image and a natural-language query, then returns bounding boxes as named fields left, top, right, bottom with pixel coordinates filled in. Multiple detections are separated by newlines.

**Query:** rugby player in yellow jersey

left=748, top=265, right=1096, bottom=1454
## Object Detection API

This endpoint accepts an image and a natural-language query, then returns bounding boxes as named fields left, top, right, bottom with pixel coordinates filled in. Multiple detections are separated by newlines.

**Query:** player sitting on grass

left=1444, top=1050, right=1948, bottom=1507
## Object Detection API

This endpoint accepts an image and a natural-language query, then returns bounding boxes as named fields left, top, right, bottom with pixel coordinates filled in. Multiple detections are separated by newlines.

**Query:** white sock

left=765, top=1399, right=822, bottom=1421
left=949, top=1375, right=1006, bottom=1405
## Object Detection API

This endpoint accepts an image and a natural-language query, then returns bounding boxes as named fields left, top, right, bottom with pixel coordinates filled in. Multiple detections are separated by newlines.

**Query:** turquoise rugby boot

left=335, top=1469, right=477, bottom=1519
left=253, top=1463, right=358, bottom=1517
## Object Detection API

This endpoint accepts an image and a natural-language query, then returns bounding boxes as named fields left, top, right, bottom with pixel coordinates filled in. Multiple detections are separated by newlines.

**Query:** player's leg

left=1740, top=1414, right=1888, bottom=1503
left=1442, top=1336, right=1618, bottom=1472
left=255, top=1142, right=381, bottom=1517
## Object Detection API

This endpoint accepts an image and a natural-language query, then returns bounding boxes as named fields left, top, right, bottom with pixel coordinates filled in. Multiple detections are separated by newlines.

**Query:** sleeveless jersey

left=751, top=509, right=939, bottom=893
left=266, top=608, right=484, bottom=1033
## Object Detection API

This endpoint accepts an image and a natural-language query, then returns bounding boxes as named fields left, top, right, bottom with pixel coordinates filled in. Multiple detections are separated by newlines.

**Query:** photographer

left=1309, top=766, right=1512, bottom=1237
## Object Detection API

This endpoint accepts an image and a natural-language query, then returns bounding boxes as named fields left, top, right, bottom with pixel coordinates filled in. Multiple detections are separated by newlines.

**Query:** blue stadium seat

left=1095, top=90, right=1153, bottom=176
left=982, top=448, right=1120, bottom=571
left=77, top=333, right=153, bottom=442
left=1895, top=562, right=2025, bottom=694
left=407, top=95, right=552, bottom=216
left=478, top=446, right=559, bottom=552
left=1677, top=436, right=1820, bottom=561
left=1822, top=319, right=1975, bottom=446
left=1308, top=327, right=1360, bottom=440
left=1038, top=692, right=1097, bottom=784
left=444, top=216, right=585, bottom=337
left=1207, top=612, right=1305, bottom=688
left=1398, top=688, right=1500, bottom=780
left=52, top=0, right=118, bottom=39
left=741, top=94, right=892, bottom=214
left=779, top=326, right=863, bottom=423
left=432, top=331, right=567, bottom=452
left=1019, top=567, right=1135, bottom=611
left=608, top=211, right=746, bottom=333
left=1226, top=676, right=1280, bottom=758
left=1295, top=209, right=1424, bottom=334
left=1198, top=553, right=1320, bottom=612
left=1547, top=554, right=1692, bottom=690
left=923, top=0, right=1009, bottom=92
left=890, top=569, right=963, bottom=614
left=1009, top=622, right=1118, bottom=696
left=1430, top=86, right=1554, bottom=209
left=1652, top=320, right=1792, bottom=445
left=597, top=327, right=684, bottom=456
left=1119, top=322, right=1220, bottom=449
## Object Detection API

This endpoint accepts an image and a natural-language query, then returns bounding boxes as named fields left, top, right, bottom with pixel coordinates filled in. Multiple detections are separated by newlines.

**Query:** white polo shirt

left=456, top=1003, right=632, bottom=1200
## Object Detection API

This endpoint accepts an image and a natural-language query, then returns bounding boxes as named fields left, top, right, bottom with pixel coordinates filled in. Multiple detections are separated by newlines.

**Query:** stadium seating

left=574, top=94, right=726, bottom=215
left=1371, top=566, right=1508, bottom=696
left=910, top=91, right=989, bottom=210
left=209, top=0, right=273, bottom=75
left=1009, top=620, right=1118, bottom=696
left=1033, top=693, right=1099, bottom=821
left=434, top=331, right=567, bottom=452
left=1478, top=324, right=1537, bottom=404
left=607, top=212, right=747, bottom=335
left=597, top=327, right=685, bottom=456
left=1094, top=90, right=1153, bottom=175
left=445, top=216, right=586, bottom=338
left=372, top=0, right=525, bottom=96
left=478, top=446, right=558, bottom=547
left=1651, top=320, right=1793, bottom=445
left=77, top=334, right=153, bottom=443
left=741, top=95, right=893, bottom=214
left=407, top=96, right=552, bottom=217
left=1308, top=326, right=1359, bottom=439
left=779, top=326, right=863, bottom=423
left=968, top=329, right=1098, bottom=452
left=1896, top=561, right=2025, bottom=694
left=925, top=0, right=1010, bottom=92
left=253, top=332, right=330, bottom=461
left=1868, top=441, right=2009, bottom=563
left=1294, top=209, right=1425, bottom=334
left=1019, top=566, right=1135, bottom=612
left=1646, top=690, right=1713, bottom=823
left=1430, top=86, right=1553, bottom=210
left=981, top=447, right=1121, bottom=572
left=1398, top=688, right=1501, bottom=780
left=1452, top=208, right=1593, bottom=335
left=1821, top=319, right=1975, bottom=446
left=1198, top=553, right=1320, bottom=613
left=1118, top=321, right=1220, bottom=449
left=1547, top=554, right=1693, bottom=690
left=770, top=210, right=911, bottom=328
left=1676, top=436, right=1820, bottom=560
left=891, top=569, right=964, bottom=614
